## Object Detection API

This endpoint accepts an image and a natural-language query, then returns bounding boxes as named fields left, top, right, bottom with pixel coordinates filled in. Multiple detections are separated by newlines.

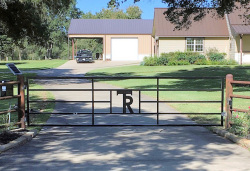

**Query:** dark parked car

left=75, top=49, right=93, bottom=63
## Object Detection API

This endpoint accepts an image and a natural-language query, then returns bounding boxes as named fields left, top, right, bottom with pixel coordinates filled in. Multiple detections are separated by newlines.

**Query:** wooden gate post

left=17, top=75, right=26, bottom=129
left=225, top=74, right=233, bottom=129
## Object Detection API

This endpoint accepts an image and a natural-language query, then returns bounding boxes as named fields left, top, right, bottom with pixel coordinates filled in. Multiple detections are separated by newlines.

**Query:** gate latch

left=221, top=112, right=227, bottom=117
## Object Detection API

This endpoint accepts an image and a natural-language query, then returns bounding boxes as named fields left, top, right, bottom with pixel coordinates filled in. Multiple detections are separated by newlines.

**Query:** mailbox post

left=1, top=80, right=13, bottom=97
left=1, top=80, right=6, bottom=97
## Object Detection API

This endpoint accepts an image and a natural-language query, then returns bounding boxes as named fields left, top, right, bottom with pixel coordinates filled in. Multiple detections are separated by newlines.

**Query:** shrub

left=206, top=48, right=226, bottom=61
left=143, top=56, right=159, bottom=66
left=157, top=56, right=169, bottom=65
left=229, top=111, right=250, bottom=137
left=160, top=51, right=206, bottom=65
left=142, top=51, right=237, bottom=66
left=208, top=53, right=226, bottom=61
left=167, top=60, right=190, bottom=66
left=194, top=59, right=208, bottom=65
left=208, top=59, right=238, bottom=65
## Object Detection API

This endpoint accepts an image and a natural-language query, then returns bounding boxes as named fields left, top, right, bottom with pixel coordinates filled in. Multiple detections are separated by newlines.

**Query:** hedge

left=141, top=51, right=237, bottom=66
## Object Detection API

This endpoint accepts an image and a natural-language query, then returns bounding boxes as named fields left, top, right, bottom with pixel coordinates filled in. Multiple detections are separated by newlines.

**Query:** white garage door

left=111, top=38, right=138, bottom=61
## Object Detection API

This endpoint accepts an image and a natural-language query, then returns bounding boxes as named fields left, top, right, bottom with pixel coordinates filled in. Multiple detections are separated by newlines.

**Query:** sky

left=76, top=0, right=168, bottom=19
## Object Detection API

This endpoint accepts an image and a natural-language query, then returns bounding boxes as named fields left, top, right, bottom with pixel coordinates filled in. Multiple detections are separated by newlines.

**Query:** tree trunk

left=19, top=49, right=22, bottom=61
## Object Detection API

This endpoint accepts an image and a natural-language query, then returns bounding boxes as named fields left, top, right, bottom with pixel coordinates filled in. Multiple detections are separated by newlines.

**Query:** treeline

left=0, top=1, right=142, bottom=61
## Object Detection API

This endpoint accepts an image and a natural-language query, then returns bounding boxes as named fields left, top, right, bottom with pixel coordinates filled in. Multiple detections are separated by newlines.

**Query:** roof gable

left=153, top=8, right=229, bottom=37
left=68, top=19, right=153, bottom=35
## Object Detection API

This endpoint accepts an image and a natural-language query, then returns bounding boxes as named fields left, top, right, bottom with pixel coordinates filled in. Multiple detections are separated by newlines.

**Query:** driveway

left=0, top=60, right=249, bottom=171
left=36, top=60, right=140, bottom=77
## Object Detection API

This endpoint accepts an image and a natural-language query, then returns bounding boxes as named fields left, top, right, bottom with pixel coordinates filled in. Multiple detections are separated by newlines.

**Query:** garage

left=111, top=38, right=138, bottom=61
left=68, top=19, right=154, bottom=61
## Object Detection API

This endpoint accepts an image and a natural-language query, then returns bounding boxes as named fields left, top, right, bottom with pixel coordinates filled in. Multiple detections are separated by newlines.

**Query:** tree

left=0, top=0, right=73, bottom=45
left=126, top=6, right=142, bottom=19
left=108, top=0, right=250, bottom=29
left=0, top=0, right=81, bottom=60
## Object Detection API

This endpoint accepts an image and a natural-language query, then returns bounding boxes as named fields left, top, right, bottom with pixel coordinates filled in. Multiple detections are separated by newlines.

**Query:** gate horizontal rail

left=27, top=76, right=224, bottom=127
left=29, top=112, right=221, bottom=115
left=29, top=88, right=222, bottom=91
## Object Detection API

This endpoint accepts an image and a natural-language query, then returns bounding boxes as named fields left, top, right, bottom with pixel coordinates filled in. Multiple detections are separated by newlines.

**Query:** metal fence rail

left=27, top=76, right=224, bottom=127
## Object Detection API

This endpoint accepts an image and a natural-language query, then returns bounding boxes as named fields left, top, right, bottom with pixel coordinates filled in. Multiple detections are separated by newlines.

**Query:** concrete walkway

left=0, top=60, right=249, bottom=171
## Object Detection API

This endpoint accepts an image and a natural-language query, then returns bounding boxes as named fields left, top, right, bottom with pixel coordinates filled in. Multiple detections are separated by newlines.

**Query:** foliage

left=110, top=0, right=250, bottom=29
left=206, top=48, right=226, bottom=61
left=207, top=59, right=238, bottom=65
left=0, top=0, right=82, bottom=60
left=143, top=52, right=208, bottom=66
left=142, top=51, right=238, bottom=66
left=0, top=34, right=13, bottom=60
left=142, top=56, right=159, bottom=66
left=82, top=6, right=142, bottom=19
left=0, top=0, right=74, bottom=44
left=229, top=111, right=250, bottom=137
left=126, top=5, right=142, bottom=19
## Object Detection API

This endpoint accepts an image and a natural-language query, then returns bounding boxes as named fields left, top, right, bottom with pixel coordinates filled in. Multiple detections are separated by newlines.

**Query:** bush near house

left=142, top=51, right=237, bottom=66
left=206, top=48, right=227, bottom=61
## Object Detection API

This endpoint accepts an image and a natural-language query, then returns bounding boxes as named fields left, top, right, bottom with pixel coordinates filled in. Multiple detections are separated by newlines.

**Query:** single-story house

left=68, top=8, right=250, bottom=63
left=152, top=8, right=230, bottom=58
left=152, top=8, right=250, bottom=64
left=227, top=7, right=250, bottom=64
left=68, top=19, right=154, bottom=61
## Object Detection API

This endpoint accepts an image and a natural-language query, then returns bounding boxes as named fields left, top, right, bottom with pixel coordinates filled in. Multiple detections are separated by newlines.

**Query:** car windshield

left=77, top=50, right=92, bottom=57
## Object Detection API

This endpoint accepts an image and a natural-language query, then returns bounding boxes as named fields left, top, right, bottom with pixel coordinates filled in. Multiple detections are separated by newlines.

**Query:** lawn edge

left=0, top=129, right=38, bottom=154
left=211, top=127, right=250, bottom=150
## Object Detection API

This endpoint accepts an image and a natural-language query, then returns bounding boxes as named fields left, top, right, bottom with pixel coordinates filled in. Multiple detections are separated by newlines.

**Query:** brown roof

left=231, top=25, right=250, bottom=34
left=153, top=8, right=229, bottom=37
left=228, top=6, right=250, bottom=34
left=227, top=6, right=249, bottom=25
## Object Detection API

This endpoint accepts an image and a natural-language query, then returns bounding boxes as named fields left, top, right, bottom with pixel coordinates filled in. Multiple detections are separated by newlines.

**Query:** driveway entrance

left=1, top=60, right=249, bottom=171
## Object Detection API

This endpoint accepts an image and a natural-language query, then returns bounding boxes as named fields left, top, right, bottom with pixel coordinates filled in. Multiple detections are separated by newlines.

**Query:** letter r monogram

left=117, top=90, right=134, bottom=114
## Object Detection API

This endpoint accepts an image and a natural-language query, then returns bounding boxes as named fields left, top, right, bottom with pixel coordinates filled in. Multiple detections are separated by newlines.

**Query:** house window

left=186, top=38, right=204, bottom=52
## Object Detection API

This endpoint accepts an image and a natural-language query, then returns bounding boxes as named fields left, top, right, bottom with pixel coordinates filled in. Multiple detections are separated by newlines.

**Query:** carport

left=68, top=19, right=154, bottom=61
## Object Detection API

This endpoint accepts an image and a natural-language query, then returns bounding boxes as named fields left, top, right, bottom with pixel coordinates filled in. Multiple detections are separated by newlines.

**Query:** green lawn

left=87, top=65, right=250, bottom=126
left=0, top=60, right=68, bottom=70
left=0, top=60, right=67, bottom=131
left=0, top=60, right=68, bottom=80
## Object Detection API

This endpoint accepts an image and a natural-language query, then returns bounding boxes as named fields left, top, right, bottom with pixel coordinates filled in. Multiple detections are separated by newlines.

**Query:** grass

left=0, top=60, right=68, bottom=70
left=0, top=60, right=67, bottom=132
left=86, top=65, right=250, bottom=127
left=28, top=84, right=55, bottom=130
left=0, top=84, right=55, bottom=132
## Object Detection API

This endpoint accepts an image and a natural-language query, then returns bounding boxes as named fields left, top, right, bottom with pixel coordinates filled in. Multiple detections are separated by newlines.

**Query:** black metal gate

left=27, top=76, right=224, bottom=126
